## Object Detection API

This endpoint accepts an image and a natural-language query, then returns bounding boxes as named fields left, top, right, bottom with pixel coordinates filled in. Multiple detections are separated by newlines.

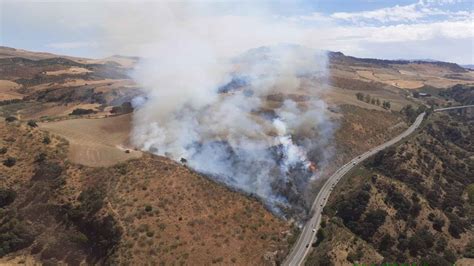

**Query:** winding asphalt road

left=284, top=112, right=426, bottom=266
left=434, top=104, right=474, bottom=112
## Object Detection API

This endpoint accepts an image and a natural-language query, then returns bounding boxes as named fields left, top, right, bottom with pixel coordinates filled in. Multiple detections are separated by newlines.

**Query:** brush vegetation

left=307, top=111, right=473, bottom=265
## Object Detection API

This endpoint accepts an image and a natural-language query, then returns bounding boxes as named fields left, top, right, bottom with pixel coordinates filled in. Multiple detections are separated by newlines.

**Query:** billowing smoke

left=108, top=3, right=336, bottom=219
left=131, top=45, right=334, bottom=218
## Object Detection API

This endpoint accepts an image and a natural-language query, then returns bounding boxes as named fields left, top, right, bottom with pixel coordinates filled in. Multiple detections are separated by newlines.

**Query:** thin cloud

left=2, top=1, right=473, bottom=64
left=331, top=4, right=423, bottom=23
left=330, top=1, right=472, bottom=24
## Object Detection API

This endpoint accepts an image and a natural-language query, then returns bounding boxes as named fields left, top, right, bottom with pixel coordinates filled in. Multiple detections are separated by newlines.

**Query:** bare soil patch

left=44, top=67, right=91, bottom=76
left=353, top=65, right=473, bottom=90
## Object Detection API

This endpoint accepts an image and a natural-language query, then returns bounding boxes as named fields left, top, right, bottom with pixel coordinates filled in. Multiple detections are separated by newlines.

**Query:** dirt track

left=39, top=114, right=141, bottom=167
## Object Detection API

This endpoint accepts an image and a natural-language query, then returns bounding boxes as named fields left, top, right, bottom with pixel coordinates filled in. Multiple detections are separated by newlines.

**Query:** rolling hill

left=0, top=46, right=472, bottom=265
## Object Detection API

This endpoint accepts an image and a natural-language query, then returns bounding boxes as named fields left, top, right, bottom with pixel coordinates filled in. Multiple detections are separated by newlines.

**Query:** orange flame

left=309, top=162, right=318, bottom=173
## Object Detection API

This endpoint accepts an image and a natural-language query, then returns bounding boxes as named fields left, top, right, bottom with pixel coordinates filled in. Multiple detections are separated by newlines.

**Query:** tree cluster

left=400, top=104, right=426, bottom=123
left=336, top=184, right=387, bottom=238
left=69, top=108, right=96, bottom=116
left=59, top=186, right=121, bottom=259
left=0, top=214, right=34, bottom=257
left=0, top=188, right=16, bottom=208
left=110, top=102, right=133, bottom=114
left=355, top=92, right=391, bottom=109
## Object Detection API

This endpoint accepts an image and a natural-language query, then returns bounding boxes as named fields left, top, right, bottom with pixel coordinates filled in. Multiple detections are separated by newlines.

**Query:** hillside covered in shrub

left=307, top=110, right=473, bottom=265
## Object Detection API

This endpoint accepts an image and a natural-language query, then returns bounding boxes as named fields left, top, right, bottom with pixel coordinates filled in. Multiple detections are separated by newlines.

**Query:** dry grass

left=0, top=254, right=42, bottom=265
left=95, top=154, right=293, bottom=265
left=324, top=86, right=412, bottom=112
left=456, top=258, right=474, bottom=266
left=0, top=118, right=293, bottom=265
left=39, top=114, right=141, bottom=167
left=87, top=55, right=138, bottom=68
left=306, top=219, right=383, bottom=266
left=355, top=69, right=425, bottom=89
left=308, top=111, right=474, bottom=265
left=333, top=105, right=407, bottom=164
left=352, top=64, right=474, bottom=89
left=0, top=80, right=23, bottom=100
left=0, top=46, right=87, bottom=61
left=44, top=67, right=92, bottom=76
left=27, top=78, right=127, bottom=92
left=19, top=103, right=102, bottom=120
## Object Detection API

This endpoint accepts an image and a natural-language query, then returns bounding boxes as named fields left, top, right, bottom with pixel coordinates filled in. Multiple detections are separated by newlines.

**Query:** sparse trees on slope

left=382, top=101, right=391, bottom=110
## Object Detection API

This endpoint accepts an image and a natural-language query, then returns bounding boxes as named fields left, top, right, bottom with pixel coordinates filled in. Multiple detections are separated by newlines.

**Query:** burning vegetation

left=131, top=45, right=336, bottom=220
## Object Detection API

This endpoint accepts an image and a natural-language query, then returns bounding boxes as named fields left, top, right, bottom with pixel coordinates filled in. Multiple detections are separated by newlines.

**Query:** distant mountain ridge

left=0, top=46, right=138, bottom=68
left=1, top=45, right=468, bottom=73
left=327, top=51, right=468, bottom=73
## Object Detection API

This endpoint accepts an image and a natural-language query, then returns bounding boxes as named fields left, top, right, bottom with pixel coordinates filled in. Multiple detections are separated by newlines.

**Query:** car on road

left=312, top=228, right=316, bottom=232
left=306, top=244, right=309, bottom=248
left=352, top=162, right=356, bottom=165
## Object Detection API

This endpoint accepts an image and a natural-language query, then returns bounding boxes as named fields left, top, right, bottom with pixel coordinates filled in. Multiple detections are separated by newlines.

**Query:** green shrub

left=32, top=162, right=63, bottom=181
left=318, top=254, right=332, bottom=266
left=69, top=108, right=96, bottom=116
left=62, top=188, right=120, bottom=259
left=467, top=184, right=474, bottom=205
left=0, top=215, right=35, bottom=256
left=68, top=232, right=89, bottom=245
left=436, top=237, right=447, bottom=253
left=0, top=188, right=16, bottom=208
left=384, top=186, right=411, bottom=220
left=146, top=231, right=154, bottom=237
left=379, top=234, right=394, bottom=251
left=313, top=228, right=325, bottom=247
left=0, top=147, right=7, bottom=154
left=347, top=247, right=363, bottom=263
left=27, top=120, right=38, bottom=127
left=3, top=157, right=16, bottom=167
left=115, top=164, right=127, bottom=175
left=355, top=209, right=387, bottom=240
left=35, top=153, right=47, bottom=163
left=42, top=136, right=51, bottom=144
left=464, top=240, right=474, bottom=258
left=432, top=217, right=445, bottom=232
left=336, top=190, right=370, bottom=225
left=5, top=116, right=17, bottom=122
left=443, top=249, right=456, bottom=263
left=408, top=228, right=434, bottom=256
left=110, top=102, right=133, bottom=114
left=447, top=214, right=466, bottom=238
left=77, top=187, right=105, bottom=215
left=320, top=220, right=326, bottom=228
left=421, top=254, right=450, bottom=266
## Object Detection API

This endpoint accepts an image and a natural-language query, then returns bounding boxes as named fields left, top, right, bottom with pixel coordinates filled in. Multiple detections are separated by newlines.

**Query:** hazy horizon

left=1, top=0, right=473, bottom=64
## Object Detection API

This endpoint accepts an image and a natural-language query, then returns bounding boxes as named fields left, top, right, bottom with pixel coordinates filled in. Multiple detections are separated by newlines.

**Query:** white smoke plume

left=101, top=3, right=336, bottom=218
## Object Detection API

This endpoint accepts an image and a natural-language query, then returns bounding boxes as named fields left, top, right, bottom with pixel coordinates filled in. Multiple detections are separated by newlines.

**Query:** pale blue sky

left=1, top=0, right=473, bottom=64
